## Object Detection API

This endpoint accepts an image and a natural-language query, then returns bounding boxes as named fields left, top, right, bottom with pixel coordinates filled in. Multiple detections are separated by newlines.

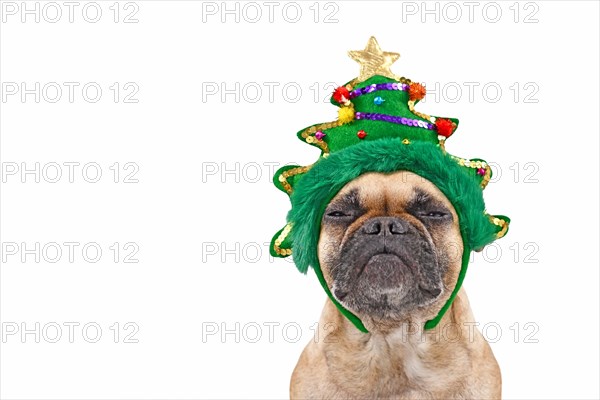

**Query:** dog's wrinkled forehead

left=326, top=171, right=456, bottom=215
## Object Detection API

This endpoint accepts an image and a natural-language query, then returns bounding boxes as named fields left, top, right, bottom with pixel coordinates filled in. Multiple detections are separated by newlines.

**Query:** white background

left=1, top=1, right=598, bottom=399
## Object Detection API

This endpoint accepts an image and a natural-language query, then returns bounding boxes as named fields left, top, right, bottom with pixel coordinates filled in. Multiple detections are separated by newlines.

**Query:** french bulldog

left=290, top=170, right=501, bottom=399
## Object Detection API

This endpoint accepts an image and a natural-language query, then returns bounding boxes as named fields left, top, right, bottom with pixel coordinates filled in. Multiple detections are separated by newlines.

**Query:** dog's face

left=318, top=171, right=463, bottom=326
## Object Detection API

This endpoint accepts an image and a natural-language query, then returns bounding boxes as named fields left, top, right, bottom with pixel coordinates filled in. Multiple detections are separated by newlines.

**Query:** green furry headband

left=270, top=37, right=509, bottom=332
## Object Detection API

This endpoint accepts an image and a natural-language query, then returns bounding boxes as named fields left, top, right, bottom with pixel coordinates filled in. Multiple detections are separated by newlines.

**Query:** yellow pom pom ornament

left=337, top=105, right=355, bottom=124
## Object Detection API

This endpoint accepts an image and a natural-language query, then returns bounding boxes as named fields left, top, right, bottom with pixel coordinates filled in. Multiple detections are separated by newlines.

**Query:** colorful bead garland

left=300, top=77, right=456, bottom=163
left=348, top=82, right=410, bottom=99
left=355, top=112, right=434, bottom=129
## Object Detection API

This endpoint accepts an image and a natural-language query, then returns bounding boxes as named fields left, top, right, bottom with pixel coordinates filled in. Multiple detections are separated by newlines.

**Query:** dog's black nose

left=360, top=217, right=409, bottom=236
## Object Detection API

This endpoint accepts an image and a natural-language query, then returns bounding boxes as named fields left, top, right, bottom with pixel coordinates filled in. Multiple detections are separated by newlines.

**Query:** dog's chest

left=325, top=335, right=466, bottom=396
left=370, top=337, right=442, bottom=387
left=398, top=342, right=432, bottom=383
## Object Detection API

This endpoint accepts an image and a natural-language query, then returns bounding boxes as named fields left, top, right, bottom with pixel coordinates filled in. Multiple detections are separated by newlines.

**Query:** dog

left=290, top=170, right=501, bottom=399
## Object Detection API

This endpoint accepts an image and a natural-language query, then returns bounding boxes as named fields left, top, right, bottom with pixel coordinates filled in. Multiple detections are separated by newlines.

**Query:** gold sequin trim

left=300, top=121, right=342, bottom=154
left=451, top=156, right=491, bottom=189
left=407, top=99, right=432, bottom=122
left=273, top=222, right=293, bottom=256
left=278, top=165, right=312, bottom=194
left=438, top=137, right=446, bottom=152
left=480, top=165, right=492, bottom=189
left=347, top=78, right=359, bottom=88
left=488, top=214, right=509, bottom=239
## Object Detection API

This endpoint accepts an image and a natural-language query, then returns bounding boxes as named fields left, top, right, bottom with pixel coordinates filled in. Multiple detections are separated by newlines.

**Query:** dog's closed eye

left=418, top=210, right=448, bottom=218
left=323, top=189, right=364, bottom=222
left=408, top=189, right=453, bottom=222
left=327, top=211, right=351, bottom=217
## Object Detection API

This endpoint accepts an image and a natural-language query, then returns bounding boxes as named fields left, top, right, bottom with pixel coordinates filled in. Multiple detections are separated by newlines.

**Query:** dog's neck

left=316, top=288, right=485, bottom=393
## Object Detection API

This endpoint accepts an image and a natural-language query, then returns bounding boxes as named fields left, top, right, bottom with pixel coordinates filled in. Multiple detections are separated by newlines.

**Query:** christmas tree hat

left=270, top=37, right=509, bottom=332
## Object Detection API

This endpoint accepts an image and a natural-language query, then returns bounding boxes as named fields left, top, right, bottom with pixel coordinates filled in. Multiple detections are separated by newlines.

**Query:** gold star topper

left=348, top=36, right=400, bottom=82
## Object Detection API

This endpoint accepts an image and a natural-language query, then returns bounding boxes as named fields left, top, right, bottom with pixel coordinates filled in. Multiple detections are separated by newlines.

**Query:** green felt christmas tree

left=270, top=37, right=509, bottom=332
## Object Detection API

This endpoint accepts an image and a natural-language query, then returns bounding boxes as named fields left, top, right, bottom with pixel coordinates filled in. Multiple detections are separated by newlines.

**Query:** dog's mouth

left=359, top=252, right=412, bottom=287
left=333, top=251, right=413, bottom=301
left=331, top=240, right=444, bottom=313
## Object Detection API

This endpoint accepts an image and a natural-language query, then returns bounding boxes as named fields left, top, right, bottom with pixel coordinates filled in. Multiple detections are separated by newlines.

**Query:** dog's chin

left=359, top=253, right=414, bottom=290
left=332, top=253, right=443, bottom=319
